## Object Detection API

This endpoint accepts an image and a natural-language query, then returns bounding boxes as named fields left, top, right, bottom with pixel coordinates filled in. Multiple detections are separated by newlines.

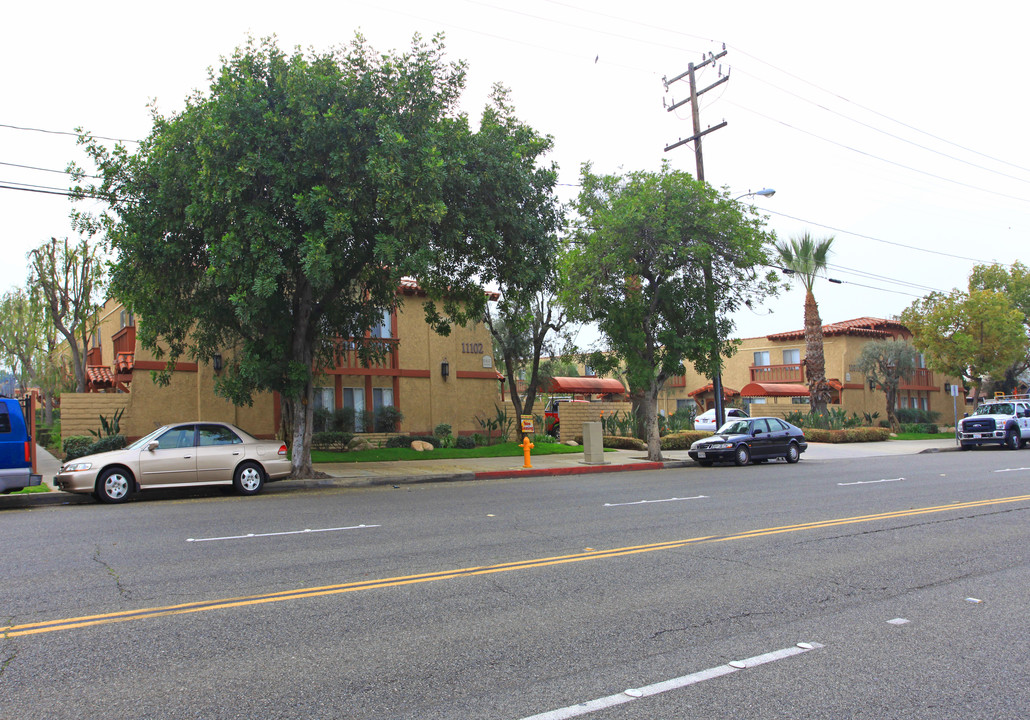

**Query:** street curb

left=474, top=461, right=666, bottom=480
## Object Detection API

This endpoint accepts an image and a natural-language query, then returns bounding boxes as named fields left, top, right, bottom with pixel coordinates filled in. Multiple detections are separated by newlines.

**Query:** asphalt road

left=2, top=449, right=1030, bottom=719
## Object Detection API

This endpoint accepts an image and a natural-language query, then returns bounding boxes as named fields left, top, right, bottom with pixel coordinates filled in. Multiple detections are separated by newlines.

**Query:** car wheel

left=96, top=468, right=133, bottom=504
left=785, top=443, right=801, bottom=464
left=233, top=462, right=265, bottom=495
left=734, top=444, right=751, bottom=466
left=1005, top=429, right=1020, bottom=450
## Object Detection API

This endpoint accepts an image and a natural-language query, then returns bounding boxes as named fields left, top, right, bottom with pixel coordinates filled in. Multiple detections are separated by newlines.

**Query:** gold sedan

left=54, top=422, right=291, bottom=503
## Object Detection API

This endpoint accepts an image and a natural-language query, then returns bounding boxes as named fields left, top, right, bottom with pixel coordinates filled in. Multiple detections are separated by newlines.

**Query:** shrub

left=573, top=434, right=645, bottom=450
left=805, top=427, right=890, bottom=443
left=332, top=406, right=357, bottom=432
left=311, top=431, right=354, bottom=451
left=375, top=406, right=404, bottom=433
left=63, top=435, right=95, bottom=461
left=433, top=423, right=452, bottom=438
left=660, top=431, right=712, bottom=450
left=895, top=408, right=940, bottom=424
left=899, top=423, right=940, bottom=434
left=385, top=434, right=439, bottom=449
left=455, top=436, right=476, bottom=449
left=86, top=435, right=127, bottom=455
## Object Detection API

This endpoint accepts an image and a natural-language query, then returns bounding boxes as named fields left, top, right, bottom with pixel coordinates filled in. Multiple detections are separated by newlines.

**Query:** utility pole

left=664, top=46, right=730, bottom=428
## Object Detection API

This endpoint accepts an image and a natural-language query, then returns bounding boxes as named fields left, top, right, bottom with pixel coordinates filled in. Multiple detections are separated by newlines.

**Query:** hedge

left=311, top=431, right=355, bottom=452
left=661, top=431, right=713, bottom=450
left=572, top=434, right=646, bottom=450
left=804, top=427, right=891, bottom=443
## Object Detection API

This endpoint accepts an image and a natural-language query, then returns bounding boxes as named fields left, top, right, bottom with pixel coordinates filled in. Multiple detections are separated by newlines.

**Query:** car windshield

left=977, top=403, right=1013, bottom=415
left=717, top=420, right=751, bottom=435
left=125, top=425, right=171, bottom=450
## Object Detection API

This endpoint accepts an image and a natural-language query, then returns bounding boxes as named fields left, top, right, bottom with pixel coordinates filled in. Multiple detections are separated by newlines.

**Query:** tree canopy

left=855, top=338, right=919, bottom=432
left=901, top=264, right=1029, bottom=397
left=563, top=162, right=778, bottom=460
left=79, top=35, right=559, bottom=474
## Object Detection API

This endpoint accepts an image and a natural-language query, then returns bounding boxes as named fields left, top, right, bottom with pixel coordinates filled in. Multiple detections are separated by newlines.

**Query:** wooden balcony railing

left=86, top=346, right=103, bottom=366
left=667, top=374, right=687, bottom=388
left=750, top=363, right=804, bottom=383
left=333, top=337, right=398, bottom=370
left=112, top=325, right=136, bottom=355
left=900, top=367, right=934, bottom=388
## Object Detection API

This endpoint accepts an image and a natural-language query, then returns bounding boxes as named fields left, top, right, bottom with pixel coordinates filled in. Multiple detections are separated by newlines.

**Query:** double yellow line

left=6, top=494, right=1029, bottom=638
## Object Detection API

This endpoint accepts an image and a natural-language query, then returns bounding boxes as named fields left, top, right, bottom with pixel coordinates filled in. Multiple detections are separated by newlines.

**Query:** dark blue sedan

left=688, top=416, right=807, bottom=467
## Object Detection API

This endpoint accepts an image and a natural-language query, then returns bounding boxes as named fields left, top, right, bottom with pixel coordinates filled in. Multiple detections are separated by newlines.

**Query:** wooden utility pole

left=664, top=47, right=730, bottom=427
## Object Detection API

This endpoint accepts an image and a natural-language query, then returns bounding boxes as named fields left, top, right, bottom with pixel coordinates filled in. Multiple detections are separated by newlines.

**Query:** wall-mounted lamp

left=440, top=359, right=449, bottom=380
left=212, top=353, right=222, bottom=373
left=868, top=378, right=876, bottom=391
left=944, top=382, right=951, bottom=393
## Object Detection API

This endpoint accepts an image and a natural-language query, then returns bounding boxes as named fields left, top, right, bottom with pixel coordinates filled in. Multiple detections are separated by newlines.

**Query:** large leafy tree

left=0, top=287, right=66, bottom=424
left=856, top=338, right=919, bottom=432
left=563, top=163, right=778, bottom=461
left=775, top=232, right=835, bottom=415
left=901, top=284, right=1028, bottom=398
left=78, top=35, right=558, bottom=476
left=969, top=262, right=1030, bottom=392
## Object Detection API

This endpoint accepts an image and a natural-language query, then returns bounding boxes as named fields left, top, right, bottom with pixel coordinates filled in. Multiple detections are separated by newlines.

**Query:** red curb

left=474, top=462, right=665, bottom=481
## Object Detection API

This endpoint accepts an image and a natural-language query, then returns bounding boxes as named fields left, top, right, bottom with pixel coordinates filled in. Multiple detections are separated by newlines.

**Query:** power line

left=0, top=160, right=98, bottom=178
left=0, top=122, right=137, bottom=144
left=761, top=208, right=992, bottom=264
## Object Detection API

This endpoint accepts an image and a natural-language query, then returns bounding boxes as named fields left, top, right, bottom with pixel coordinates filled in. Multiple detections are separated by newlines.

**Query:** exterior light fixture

left=734, top=188, right=776, bottom=200
left=212, top=354, right=222, bottom=373
left=868, top=378, right=876, bottom=391
left=441, top=360, right=449, bottom=380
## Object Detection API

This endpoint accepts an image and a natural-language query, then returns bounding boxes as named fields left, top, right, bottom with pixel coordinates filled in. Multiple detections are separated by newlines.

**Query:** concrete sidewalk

left=3, top=437, right=959, bottom=508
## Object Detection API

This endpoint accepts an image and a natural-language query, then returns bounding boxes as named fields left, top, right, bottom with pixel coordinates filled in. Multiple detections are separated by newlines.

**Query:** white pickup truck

left=958, top=396, right=1030, bottom=451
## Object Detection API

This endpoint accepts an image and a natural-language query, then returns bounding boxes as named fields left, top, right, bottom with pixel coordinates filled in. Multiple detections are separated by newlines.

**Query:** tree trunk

left=643, top=382, right=663, bottom=462
left=885, top=387, right=900, bottom=433
left=803, top=291, right=831, bottom=415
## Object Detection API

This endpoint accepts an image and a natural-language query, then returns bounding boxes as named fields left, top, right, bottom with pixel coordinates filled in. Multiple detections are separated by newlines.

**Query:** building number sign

left=462, top=342, right=484, bottom=354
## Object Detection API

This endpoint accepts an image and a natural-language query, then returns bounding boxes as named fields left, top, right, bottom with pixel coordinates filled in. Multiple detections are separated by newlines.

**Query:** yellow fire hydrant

left=520, top=435, right=534, bottom=468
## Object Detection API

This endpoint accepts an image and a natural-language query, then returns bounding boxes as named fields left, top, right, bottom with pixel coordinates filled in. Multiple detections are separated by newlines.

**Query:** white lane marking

left=604, top=495, right=707, bottom=508
left=887, top=618, right=910, bottom=625
left=837, top=478, right=903, bottom=486
left=994, top=467, right=1030, bottom=473
left=187, top=524, right=380, bottom=542
left=517, top=642, right=823, bottom=720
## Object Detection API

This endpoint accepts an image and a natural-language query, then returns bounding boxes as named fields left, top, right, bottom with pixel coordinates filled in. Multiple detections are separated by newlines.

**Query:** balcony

left=750, top=363, right=804, bottom=383
left=112, top=325, right=136, bottom=356
left=86, top=346, right=103, bottom=366
left=332, top=337, right=398, bottom=371
left=900, top=367, right=934, bottom=389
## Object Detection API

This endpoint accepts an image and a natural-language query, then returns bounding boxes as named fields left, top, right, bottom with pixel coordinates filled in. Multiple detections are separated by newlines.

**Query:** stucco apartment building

left=63, top=281, right=500, bottom=442
left=659, top=317, right=964, bottom=426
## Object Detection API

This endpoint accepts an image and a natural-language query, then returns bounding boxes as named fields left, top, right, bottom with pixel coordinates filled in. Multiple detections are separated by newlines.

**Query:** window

left=371, top=309, right=392, bottom=339
left=343, top=387, right=365, bottom=432
left=751, top=397, right=767, bottom=404
left=676, top=399, right=696, bottom=413
left=0, top=406, right=10, bottom=434
left=156, top=425, right=195, bottom=450
left=584, top=365, right=595, bottom=376
left=791, top=396, right=808, bottom=404
left=783, top=349, right=800, bottom=364
left=753, top=419, right=772, bottom=433
left=119, top=310, right=135, bottom=329
left=198, top=424, right=241, bottom=446
left=312, top=387, right=335, bottom=433
left=753, top=351, right=771, bottom=366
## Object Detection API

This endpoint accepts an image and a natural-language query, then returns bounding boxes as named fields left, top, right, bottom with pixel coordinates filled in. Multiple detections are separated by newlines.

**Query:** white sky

left=3, top=0, right=1028, bottom=346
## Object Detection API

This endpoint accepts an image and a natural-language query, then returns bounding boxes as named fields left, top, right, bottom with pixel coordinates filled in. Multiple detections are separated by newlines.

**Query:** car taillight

left=278, top=444, right=287, bottom=456
left=24, top=441, right=31, bottom=462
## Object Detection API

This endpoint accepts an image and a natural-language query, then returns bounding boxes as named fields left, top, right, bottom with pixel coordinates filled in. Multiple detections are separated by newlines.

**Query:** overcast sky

left=3, top=0, right=1028, bottom=346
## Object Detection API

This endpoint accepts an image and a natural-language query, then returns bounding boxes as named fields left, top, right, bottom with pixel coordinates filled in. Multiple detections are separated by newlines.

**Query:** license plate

left=698, top=452, right=706, bottom=458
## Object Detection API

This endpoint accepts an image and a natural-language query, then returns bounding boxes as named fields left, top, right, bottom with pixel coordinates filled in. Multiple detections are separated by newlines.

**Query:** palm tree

left=775, top=232, right=835, bottom=415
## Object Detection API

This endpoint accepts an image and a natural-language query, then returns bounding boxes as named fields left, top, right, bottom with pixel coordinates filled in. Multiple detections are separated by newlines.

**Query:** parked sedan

left=693, top=407, right=749, bottom=432
left=54, top=422, right=291, bottom=503
left=688, top=416, right=807, bottom=466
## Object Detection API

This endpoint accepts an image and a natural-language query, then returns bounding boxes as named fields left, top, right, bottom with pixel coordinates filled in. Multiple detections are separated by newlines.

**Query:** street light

left=735, top=188, right=776, bottom=200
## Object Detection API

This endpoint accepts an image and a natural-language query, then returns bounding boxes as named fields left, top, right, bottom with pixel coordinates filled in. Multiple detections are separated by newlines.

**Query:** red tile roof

left=766, top=317, right=910, bottom=342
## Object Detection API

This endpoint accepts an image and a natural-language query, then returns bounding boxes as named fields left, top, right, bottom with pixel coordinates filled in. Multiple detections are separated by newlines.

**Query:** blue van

left=0, top=397, right=41, bottom=493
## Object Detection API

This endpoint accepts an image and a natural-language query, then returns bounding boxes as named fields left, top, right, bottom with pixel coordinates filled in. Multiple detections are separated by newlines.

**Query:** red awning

left=545, top=377, right=626, bottom=395
left=687, top=383, right=739, bottom=398
left=740, top=382, right=809, bottom=397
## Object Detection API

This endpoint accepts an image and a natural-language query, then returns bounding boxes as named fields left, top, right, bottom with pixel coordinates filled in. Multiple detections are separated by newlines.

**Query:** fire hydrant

left=520, top=435, right=534, bottom=468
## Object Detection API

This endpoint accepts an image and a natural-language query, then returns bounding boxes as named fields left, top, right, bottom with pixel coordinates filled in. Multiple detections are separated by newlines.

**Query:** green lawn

left=10, top=483, right=51, bottom=494
left=891, top=432, right=957, bottom=441
left=311, top=441, right=590, bottom=464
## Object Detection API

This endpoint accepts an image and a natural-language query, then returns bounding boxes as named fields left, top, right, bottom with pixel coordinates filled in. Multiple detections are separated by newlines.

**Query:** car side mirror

left=147, top=441, right=159, bottom=452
